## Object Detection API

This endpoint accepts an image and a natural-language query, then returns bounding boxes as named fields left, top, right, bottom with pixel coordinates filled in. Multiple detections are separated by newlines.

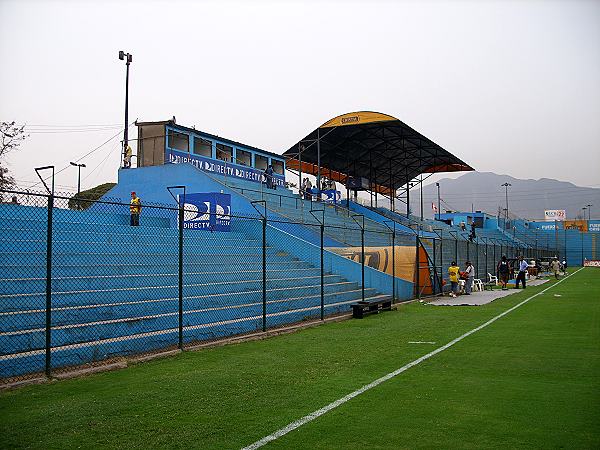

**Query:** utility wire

left=29, top=125, right=130, bottom=189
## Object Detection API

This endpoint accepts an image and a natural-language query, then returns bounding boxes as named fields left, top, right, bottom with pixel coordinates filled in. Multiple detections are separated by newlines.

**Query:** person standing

left=264, top=165, right=274, bottom=190
left=464, top=261, right=475, bottom=295
left=497, top=255, right=510, bottom=290
left=515, top=255, right=528, bottom=289
left=561, top=259, right=568, bottom=275
left=551, top=258, right=561, bottom=279
left=448, top=261, right=460, bottom=298
left=130, top=191, right=141, bottom=226
left=123, top=145, right=133, bottom=169
left=305, top=178, right=313, bottom=201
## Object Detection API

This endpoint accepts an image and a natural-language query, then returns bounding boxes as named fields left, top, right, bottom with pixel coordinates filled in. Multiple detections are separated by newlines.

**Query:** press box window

left=168, top=130, right=189, bottom=152
left=216, top=144, right=232, bottom=162
left=255, top=155, right=268, bottom=171
left=235, top=149, right=251, bottom=166
left=272, top=160, right=284, bottom=175
left=193, top=137, right=212, bottom=157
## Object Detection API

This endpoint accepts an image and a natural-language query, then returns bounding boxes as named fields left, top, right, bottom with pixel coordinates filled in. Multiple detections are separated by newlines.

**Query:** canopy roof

left=283, top=111, right=473, bottom=196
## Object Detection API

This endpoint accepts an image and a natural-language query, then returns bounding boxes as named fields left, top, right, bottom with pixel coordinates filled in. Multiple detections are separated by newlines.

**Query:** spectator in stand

left=515, top=255, right=528, bottom=289
left=551, top=258, right=561, bottom=279
left=464, top=261, right=475, bottom=295
left=448, top=261, right=460, bottom=298
left=469, top=222, right=476, bottom=242
left=130, top=191, right=142, bottom=226
left=11, top=196, right=19, bottom=204
left=497, top=255, right=510, bottom=290
left=305, top=178, right=312, bottom=201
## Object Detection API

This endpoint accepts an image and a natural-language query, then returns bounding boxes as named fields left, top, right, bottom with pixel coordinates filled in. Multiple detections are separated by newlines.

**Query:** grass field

left=1, top=268, right=599, bottom=449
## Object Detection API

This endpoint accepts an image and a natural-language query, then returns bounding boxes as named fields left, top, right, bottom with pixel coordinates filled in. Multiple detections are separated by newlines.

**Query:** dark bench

left=351, top=297, right=393, bottom=319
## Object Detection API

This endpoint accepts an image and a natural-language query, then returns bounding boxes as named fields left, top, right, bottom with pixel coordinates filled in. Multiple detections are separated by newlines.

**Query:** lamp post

left=70, top=162, right=86, bottom=210
left=435, top=182, right=440, bottom=221
left=582, top=207, right=587, bottom=220
left=118, top=50, right=133, bottom=165
left=501, top=182, right=511, bottom=228
left=586, top=204, right=592, bottom=220
left=69, top=162, right=86, bottom=196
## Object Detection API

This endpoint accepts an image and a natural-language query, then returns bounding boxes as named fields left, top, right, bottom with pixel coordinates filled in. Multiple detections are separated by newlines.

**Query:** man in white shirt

left=515, top=256, right=529, bottom=289
left=464, top=261, right=475, bottom=295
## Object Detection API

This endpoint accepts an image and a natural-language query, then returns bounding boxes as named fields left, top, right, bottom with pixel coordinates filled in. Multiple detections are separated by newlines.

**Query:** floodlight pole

left=119, top=50, right=133, bottom=163
left=501, top=182, right=511, bottom=226
left=586, top=204, right=592, bottom=220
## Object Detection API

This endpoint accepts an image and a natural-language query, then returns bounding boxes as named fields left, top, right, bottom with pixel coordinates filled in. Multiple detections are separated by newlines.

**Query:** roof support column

left=317, top=128, right=321, bottom=201
left=420, top=175, right=424, bottom=221
left=389, top=158, right=393, bottom=212
left=406, top=180, right=410, bottom=219
left=298, top=143, right=303, bottom=197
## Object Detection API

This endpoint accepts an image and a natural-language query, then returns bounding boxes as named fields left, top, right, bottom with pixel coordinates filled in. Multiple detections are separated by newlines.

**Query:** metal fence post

left=415, top=234, right=421, bottom=300
left=262, top=216, right=267, bottom=331
left=320, top=222, right=324, bottom=320
left=392, top=229, right=396, bottom=302
left=45, top=194, right=53, bottom=377
left=361, top=227, right=365, bottom=302
left=178, top=205, right=184, bottom=350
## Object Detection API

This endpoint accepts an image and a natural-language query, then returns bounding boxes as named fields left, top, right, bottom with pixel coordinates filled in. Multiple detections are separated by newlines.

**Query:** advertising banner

left=583, top=260, right=600, bottom=267
left=564, top=220, right=588, bottom=232
left=589, top=221, right=600, bottom=233
left=167, top=148, right=285, bottom=188
left=322, top=190, right=341, bottom=204
left=179, top=192, right=231, bottom=231
left=544, top=210, right=566, bottom=221
left=326, top=245, right=432, bottom=294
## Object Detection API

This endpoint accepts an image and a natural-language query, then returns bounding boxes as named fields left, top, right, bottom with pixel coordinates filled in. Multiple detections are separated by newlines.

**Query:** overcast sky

left=1, top=0, right=599, bottom=194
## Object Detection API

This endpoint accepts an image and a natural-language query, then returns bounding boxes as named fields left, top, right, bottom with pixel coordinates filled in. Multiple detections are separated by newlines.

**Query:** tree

left=68, top=183, right=117, bottom=210
left=0, top=121, right=28, bottom=193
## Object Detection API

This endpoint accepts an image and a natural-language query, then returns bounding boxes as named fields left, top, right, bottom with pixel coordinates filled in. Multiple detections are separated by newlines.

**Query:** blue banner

left=167, top=149, right=285, bottom=187
left=179, top=192, right=231, bottom=231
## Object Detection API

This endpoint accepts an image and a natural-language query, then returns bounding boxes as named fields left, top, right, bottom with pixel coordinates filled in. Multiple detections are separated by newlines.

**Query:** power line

left=29, top=125, right=128, bottom=189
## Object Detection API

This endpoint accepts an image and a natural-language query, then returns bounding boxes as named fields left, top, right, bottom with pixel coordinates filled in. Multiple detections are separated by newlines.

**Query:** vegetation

left=0, top=121, right=28, bottom=195
left=68, top=183, right=116, bottom=210
left=1, top=269, right=598, bottom=449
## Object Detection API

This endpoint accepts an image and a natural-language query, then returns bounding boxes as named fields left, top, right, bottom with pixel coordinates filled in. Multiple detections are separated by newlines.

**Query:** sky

left=1, top=0, right=599, bottom=194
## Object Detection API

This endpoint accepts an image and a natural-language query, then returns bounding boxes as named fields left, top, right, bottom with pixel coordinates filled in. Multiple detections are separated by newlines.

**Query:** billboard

left=564, top=220, right=588, bottom=232
left=544, top=210, right=566, bottom=221
left=583, top=260, right=600, bottom=267
left=179, top=192, right=231, bottom=231
left=167, top=148, right=285, bottom=188
left=589, top=221, right=600, bottom=232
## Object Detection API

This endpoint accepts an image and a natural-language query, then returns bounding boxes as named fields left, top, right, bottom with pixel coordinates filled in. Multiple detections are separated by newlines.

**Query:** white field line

left=241, top=267, right=584, bottom=450
left=408, top=341, right=436, bottom=344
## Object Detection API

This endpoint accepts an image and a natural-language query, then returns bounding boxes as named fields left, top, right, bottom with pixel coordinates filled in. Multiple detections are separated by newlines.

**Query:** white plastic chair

left=473, top=279, right=484, bottom=292
left=487, top=273, right=498, bottom=285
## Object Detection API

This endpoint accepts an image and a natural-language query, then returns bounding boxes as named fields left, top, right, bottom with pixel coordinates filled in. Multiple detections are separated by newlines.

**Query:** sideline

left=241, top=268, right=585, bottom=450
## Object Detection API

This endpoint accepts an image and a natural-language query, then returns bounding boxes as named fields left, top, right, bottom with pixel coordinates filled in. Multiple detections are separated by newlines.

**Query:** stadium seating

left=0, top=202, right=390, bottom=378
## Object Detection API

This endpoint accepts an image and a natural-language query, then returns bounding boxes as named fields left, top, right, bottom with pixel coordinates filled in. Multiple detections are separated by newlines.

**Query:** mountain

left=410, top=172, right=599, bottom=221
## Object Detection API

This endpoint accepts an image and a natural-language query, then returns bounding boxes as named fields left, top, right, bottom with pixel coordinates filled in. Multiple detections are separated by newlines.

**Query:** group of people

left=447, top=260, right=475, bottom=298
left=448, top=254, right=568, bottom=297
left=300, top=177, right=313, bottom=200
left=299, top=177, right=337, bottom=201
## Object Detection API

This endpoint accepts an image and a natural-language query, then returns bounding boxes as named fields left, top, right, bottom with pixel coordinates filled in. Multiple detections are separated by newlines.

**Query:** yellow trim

left=319, top=111, right=398, bottom=128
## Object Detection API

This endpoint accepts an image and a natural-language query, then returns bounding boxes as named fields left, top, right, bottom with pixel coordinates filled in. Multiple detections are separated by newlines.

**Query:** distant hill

left=410, top=172, right=599, bottom=221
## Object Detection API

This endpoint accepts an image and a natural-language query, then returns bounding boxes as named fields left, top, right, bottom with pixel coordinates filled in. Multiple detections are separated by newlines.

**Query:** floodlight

left=119, top=50, right=125, bottom=60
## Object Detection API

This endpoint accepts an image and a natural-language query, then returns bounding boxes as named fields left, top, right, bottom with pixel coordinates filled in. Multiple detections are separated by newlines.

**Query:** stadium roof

left=283, top=111, right=474, bottom=196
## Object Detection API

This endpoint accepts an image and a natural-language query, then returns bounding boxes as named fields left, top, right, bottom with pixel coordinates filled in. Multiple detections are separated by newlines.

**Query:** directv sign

left=167, top=149, right=284, bottom=188
left=179, top=192, right=231, bottom=231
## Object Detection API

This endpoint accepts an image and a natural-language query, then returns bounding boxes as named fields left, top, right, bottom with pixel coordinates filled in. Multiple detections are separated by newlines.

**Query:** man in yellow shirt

left=448, top=261, right=460, bottom=298
left=130, top=191, right=141, bottom=226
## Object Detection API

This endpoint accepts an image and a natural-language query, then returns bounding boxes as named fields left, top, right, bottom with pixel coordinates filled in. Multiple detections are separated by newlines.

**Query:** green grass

left=1, top=269, right=599, bottom=449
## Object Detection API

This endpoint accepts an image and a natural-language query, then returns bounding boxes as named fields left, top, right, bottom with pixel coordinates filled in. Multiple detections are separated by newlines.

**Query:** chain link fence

left=1, top=188, right=567, bottom=384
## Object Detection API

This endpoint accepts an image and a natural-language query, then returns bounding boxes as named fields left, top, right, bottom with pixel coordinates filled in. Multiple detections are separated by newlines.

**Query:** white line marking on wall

left=241, top=267, right=584, bottom=450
